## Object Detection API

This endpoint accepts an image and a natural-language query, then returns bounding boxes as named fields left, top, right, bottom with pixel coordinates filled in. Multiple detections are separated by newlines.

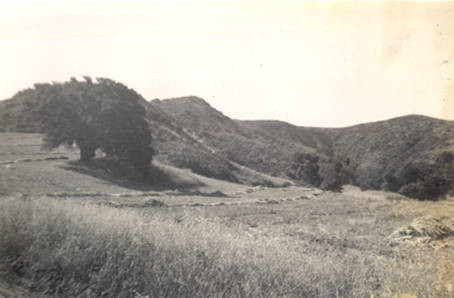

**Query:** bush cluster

left=383, top=152, right=454, bottom=200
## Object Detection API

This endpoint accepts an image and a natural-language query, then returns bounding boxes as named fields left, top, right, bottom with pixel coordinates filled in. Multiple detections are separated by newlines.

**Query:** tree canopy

left=25, top=77, right=153, bottom=175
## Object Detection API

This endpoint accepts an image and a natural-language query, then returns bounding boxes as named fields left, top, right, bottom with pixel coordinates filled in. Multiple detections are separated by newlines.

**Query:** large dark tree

left=28, top=77, right=153, bottom=175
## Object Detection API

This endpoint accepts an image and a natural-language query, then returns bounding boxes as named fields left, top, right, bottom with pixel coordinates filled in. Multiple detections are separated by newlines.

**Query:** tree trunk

left=79, top=142, right=96, bottom=162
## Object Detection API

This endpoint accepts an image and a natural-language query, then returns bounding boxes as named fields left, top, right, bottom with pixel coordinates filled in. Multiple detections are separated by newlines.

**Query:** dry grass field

left=1, top=133, right=454, bottom=297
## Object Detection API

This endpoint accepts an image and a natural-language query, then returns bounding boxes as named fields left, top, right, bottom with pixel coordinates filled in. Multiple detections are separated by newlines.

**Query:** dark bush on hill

left=398, top=176, right=449, bottom=201
left=288, top=152, right=322, bottom=187
left=383, top=153, right=454, bottom=200
left=355, top=163, right=384, bottom=190
left=383, top=171, right=400, bottom=192
left=290, top=153, right=358, bottom=192
left=318, top=160, right=344, bottom=192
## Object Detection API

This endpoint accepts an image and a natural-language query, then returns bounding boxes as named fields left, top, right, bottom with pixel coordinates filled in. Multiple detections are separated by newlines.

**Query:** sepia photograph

left=0, top=0, right=453, bottom=297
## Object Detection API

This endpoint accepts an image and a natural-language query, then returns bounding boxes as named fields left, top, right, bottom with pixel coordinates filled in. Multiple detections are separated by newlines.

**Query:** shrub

left=384, top=159, right=452, bottom=200
left=319, top=160, right=343, bottom=191
left=288, top=152, right=321, bottom=187
left=355, top=163, right=383, bottom=190
left=398, top=175, right=449, bottom=201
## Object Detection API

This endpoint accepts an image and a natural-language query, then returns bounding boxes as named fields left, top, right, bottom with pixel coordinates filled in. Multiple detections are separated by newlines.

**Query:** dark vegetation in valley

left=0, top=79, right=453, bottom=200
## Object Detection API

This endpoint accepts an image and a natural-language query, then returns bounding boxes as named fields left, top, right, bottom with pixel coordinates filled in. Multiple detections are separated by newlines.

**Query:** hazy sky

left=1, top=0, right=453, bottom=127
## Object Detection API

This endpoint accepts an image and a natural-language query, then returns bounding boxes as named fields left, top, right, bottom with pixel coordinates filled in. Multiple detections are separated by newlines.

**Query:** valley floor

left=1, top=133, right=454, bottom=297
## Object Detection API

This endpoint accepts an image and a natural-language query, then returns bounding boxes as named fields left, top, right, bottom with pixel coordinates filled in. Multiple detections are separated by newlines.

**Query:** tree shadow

left=61, top=158, right=206, bottom=191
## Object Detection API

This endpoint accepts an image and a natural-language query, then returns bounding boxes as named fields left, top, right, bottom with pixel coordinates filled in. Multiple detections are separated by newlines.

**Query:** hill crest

left=0, top=80, right=452, bottom=200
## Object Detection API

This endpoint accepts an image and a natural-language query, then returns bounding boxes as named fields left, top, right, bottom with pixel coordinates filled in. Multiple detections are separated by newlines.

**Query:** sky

left=0, top=0, right=453, bottom=127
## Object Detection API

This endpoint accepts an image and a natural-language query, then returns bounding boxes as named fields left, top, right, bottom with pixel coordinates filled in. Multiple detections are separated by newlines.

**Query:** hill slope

left=0, top=82, right=291, bottom=187
left=1, top=80, right=453, bottom=199
left=330, top=115, right=454, bottom=198
left=152, top=97, right=333, bottom=176
left=153, top=97, right=454, bottom=199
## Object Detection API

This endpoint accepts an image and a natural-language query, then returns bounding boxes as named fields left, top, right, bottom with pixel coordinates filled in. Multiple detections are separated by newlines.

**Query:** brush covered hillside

left=151, top=97, right=333, bottom=176
left=330, top=116, right=454, bottom=198
left=1, top=80, right=453, bottom=199
left=152, top=98, right=454, bottom=200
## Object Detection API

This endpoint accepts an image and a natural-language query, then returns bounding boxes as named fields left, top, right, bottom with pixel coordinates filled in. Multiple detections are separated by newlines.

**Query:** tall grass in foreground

left=0, top=197, right=435, bottom=297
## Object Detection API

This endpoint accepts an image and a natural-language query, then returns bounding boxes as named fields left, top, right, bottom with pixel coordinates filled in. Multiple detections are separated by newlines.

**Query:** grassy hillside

left=144, top=99, right=291, bottom=186
left=154, top=97, right=333, bottom=177
left=1, top=81, right=453, bottom=199
left=155, top=97, right=454, bottom=200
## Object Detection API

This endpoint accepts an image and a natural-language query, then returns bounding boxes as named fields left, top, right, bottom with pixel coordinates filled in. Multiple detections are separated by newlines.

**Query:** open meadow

left=1, top=133, right=454, bottom=297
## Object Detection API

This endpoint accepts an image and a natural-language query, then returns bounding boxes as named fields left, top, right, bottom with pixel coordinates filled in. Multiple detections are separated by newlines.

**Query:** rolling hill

left=0, top=83, right=292, bottom=187
left=151, top=97, right=334, bottom=178
left=153, top=97, right=454, bottom=199
left=1, top=79, right=453, bottom=199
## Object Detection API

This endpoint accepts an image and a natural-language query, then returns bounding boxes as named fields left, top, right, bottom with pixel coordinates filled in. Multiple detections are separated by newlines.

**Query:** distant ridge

left=0, top=81, right=452, bottom=200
